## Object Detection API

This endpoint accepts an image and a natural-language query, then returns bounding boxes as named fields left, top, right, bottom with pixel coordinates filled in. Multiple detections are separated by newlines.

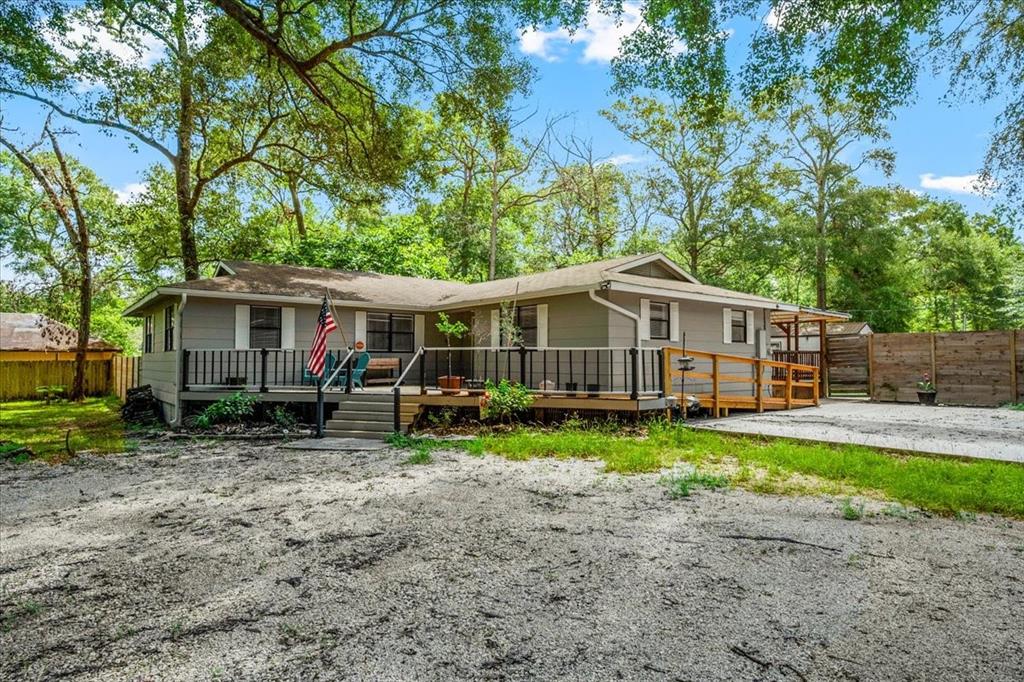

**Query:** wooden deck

left=179, top=345, right=819, bottom=421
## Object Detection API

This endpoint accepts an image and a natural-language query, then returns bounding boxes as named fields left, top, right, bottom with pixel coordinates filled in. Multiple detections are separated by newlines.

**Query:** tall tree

left=607, top=1, right=1023, bottom=208
left=0, top=1, right=403, bottom=279
left=602, top=96, right=768, bottom=281
left=772, top=93, right=894, bottom=308
left=0, top=125, right=126, bottom=398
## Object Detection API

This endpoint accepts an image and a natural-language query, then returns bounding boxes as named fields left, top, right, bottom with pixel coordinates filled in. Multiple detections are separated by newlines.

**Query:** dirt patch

left=2, top=442, right=1023, bottom=680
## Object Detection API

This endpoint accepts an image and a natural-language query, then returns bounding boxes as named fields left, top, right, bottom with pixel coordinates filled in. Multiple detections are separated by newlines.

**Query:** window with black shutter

left=143, top=315, right=153, bottom=353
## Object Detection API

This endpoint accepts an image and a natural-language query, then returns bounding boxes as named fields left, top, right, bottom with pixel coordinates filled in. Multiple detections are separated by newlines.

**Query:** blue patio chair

left=303, top=351, right=337, bottom=385
left=335, top=352, right=371, bottom=389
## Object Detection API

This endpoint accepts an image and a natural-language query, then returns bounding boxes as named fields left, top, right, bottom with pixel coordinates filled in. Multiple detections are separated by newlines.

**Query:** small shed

left=0, top=312, right=121, bottom=361
left=771, top=320, right=872, bottom=353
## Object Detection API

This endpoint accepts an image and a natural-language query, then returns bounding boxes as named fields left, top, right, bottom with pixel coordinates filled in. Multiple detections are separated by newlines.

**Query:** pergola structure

left=770, top=307, right=851, bottom=392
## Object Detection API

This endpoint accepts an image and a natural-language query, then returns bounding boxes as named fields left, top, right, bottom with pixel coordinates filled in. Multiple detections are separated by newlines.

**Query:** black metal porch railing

left=417, top=346, right=664, bottom=398
left=180, top=346, right=665, bottom=398
left=181, top=348, right=352, bottom=392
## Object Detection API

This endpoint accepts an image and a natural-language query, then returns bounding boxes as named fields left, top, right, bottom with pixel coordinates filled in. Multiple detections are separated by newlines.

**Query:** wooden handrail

left=662, top=345, right=821, bottom=415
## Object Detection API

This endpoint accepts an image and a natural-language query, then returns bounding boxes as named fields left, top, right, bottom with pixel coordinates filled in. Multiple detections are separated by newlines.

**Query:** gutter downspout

left=589, top=288, right=642, bottom=347
left=173, top=293, right=188, bottom=427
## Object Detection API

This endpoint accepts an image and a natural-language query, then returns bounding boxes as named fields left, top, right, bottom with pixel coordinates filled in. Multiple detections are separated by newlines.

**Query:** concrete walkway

left=694, top=400, right=1024, bottom=463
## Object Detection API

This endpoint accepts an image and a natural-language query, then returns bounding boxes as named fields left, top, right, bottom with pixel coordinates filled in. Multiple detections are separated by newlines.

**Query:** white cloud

left=113, top=182, right=148, bottom=204
left=519, top=1, right=684, bottom=64
left=602, top=153, right=643, bottom=166
left=763, top=4, right=786, bottom=30
left=919, top=173, right=985, bottom=196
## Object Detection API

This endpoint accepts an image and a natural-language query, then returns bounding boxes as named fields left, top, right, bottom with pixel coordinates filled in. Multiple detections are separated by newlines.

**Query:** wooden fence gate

left=825, top=336, right=869, bottom=395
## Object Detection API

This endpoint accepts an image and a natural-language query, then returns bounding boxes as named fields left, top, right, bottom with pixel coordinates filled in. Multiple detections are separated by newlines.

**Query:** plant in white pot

left=436, top=312, right=469, bottom=392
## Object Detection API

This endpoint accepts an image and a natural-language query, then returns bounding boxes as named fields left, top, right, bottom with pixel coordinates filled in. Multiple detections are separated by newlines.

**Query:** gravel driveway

left=2, top=441, right=1023, bottom=681
left=695, top=400, right=1024, bottom=462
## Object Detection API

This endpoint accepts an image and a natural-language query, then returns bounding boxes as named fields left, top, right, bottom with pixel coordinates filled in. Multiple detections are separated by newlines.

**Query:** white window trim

left=234, top=304, right=250, bottom=349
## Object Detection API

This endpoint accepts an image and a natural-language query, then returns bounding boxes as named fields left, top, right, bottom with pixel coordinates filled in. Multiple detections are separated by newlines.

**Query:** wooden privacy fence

left=864, top=330, right=1022, bottom=406
left=662, top=347, right=819, bottom=417
left=0, top=356, right=139, bottom=402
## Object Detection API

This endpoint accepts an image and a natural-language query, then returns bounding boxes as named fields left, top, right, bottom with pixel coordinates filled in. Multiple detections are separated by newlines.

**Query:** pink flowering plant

left=916, top=373, right=936, bottom=392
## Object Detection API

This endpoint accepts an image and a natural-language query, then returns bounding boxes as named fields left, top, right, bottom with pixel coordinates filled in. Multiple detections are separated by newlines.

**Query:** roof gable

left=605, top=253, right=699, bottom=283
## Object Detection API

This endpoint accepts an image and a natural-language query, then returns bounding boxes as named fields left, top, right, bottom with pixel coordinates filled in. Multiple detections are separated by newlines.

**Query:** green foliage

left=476, top=424, right=1024, bottom=518
left=435, top=312, right=469, bottom=346
left=194, top=392, right=258, bottom=429
left=267, top=215, right=452, bottom=279
left=841, top=498, right=865, bottom=521
left=659, top=463, right=731, bottom=498
left=479, top=379, right=534, bottom=423
left=0, top=396, right=126, bottom=462
left=271, top=406, right=298, bottom=428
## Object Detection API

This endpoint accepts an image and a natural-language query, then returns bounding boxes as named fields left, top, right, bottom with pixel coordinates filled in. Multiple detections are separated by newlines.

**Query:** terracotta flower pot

left=438, top=375, right=463, bottom=391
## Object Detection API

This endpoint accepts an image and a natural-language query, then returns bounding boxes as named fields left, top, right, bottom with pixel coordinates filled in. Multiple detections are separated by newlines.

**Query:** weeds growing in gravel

left=841, top=498, right=865, bottom=520
left=659, top=464, right=730, bottom=498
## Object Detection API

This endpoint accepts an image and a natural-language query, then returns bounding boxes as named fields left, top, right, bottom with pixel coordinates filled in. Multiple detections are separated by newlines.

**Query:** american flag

left=307, top=296, right=337, bottom=378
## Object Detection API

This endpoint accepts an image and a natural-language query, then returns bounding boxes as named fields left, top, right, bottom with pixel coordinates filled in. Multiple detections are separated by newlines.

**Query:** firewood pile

left=121, top=385, right=161, bottom=424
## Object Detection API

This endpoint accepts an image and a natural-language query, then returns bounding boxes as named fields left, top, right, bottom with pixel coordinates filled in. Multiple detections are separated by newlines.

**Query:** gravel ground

left=2, top=441, right=1023, bottom=681
left=696, top=400, right=1024, bottom=463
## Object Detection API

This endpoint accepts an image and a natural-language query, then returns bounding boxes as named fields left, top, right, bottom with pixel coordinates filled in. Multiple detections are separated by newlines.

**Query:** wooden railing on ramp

left=662, top=347, right=819, bottom=417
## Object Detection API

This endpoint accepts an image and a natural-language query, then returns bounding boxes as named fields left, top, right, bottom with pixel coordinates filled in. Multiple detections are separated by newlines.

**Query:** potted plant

left=436, top=312, right=469, bottom=392
left=916, top=373, right=937, bottom=405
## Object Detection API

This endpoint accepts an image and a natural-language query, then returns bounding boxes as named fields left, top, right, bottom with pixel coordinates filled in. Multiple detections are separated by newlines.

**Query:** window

left=649, top=301, right=670, bottom=340
left=501, top=305, right=538, bottom=347
left=367, top=312, right=414, bottom=352
left=143, top=315, right=153, bottom=353
left=731, top=309, right=747, bottom=344
left=163, top=306, right=175, bottom=351
left=250, top=306, right=282, bottom=348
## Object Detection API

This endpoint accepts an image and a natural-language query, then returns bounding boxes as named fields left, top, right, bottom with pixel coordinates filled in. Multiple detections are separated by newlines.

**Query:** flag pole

left=316, top=375, right=324, bottom=438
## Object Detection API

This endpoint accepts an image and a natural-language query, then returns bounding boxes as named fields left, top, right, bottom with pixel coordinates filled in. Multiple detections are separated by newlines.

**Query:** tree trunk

left=174, top=0, right=199, bottom=280
left=72, top=259, right=92, bottom=401
left=815, top=193, right=827, bottom=309
left=489, top=162, right=498, bottom=281
left=288, top=174, right=306, bottom=239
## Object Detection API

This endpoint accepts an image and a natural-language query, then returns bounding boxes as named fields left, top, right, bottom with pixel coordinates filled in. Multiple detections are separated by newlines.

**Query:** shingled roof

left=0, top=313, right=120, bottom=352
left=124, top=253, right=842, bottom=317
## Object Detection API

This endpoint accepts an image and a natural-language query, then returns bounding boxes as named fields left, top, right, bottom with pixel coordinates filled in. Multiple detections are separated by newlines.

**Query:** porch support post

left=393, top=386, right=401, bottom=433
left=794, top=314, right=800, bottom=353
left=259, top=348, right=269, bottom=392
left=315, top=378, right=324, bottom=438
left=629, top=347, right=639, bottom=400
left=818, top=318, right=827, bottom=397
left=344, top=352, right=354, bottom=394
left=181, top=349, right=190, bottom=392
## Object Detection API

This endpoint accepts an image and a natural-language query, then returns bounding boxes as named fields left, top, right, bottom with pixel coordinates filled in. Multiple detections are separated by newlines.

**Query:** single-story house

left=123, top=253, right=847, bottom=425
left=770, top=320, right=873, bottom=353
left=0, top=312, right=121, bottom=361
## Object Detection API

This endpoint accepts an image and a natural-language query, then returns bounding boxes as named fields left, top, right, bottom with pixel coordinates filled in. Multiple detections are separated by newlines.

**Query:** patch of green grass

left=0, top=396, right=126, bottom=462
left=1006, top=402, right=1024, bottom=411
left=475, top=422, right=1024, bottom=518
left=404, top=449, right=433, bottom=465
left=659, top=464, right=730, bottom=498
left=841, top=498, right=865, bottom=520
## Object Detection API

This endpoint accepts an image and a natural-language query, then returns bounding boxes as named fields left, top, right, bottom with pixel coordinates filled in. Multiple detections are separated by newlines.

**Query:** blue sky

left=514, top=4, right=1004, bottom=216
left=0, top=3, right=1005, bottom=217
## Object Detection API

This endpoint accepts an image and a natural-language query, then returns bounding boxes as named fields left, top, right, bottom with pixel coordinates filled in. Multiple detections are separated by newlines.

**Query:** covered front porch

left=769, top=307, right=851, bottom=394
